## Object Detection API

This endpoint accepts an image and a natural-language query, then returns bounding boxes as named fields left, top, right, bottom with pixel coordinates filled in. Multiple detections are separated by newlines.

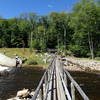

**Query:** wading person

left=16, top=56, right=22, bottom=67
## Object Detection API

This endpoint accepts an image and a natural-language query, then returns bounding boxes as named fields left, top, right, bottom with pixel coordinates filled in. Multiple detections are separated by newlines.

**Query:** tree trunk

left=30, top=31, right=33, bottom=52
left=88, top=32, right=94, bottom=59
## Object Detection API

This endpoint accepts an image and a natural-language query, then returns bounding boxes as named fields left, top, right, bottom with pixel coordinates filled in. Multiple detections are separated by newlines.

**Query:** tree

left=19, top=13, right=38, bottom=51
left=70, top=0, right=100, bottom=58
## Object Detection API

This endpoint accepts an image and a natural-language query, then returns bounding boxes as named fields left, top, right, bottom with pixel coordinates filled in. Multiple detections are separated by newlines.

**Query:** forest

left=0, top=0, right=100, bottom=58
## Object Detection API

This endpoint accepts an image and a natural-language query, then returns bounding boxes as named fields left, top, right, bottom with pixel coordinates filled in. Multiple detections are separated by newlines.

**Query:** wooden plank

left=47, top=75, right=53, bottom=100
left=53, top=68, right=56, bottom=100
left=56, top=58, right=66, bottom=100
left=57, top=57, right=71, bottom=100
left=60, top=72, right=72, bottom=100
left=32, top=56, right=89, bottom=100
left=45, top=61, right=55, bottom=100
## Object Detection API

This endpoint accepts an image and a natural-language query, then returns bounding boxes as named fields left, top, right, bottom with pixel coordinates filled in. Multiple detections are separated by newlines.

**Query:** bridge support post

left=32, top=57, right=89, bottom=100
left=71, top=82, right=75, bottom=100
left=39, top=89, right=43, bottom=100
left=64, top=72, right=68, bottom=87
left=48, top=70, right=50, bottom=82
left=44, top=73, right=47, bottom=88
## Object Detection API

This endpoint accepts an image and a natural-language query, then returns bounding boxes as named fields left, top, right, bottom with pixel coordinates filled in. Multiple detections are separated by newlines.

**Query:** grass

left=0, top=48, right=48, bottom=67
left=94, top=57, right=100, bottom=61
left=0, top=48, right=35, bottom=58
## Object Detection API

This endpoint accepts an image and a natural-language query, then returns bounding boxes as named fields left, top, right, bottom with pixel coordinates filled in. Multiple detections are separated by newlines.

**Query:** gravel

left=64, top=57, right=100, bottom=71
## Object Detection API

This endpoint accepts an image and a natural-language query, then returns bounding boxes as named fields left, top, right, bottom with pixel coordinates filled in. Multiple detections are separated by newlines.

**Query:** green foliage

left=69, top=45, right=88, bottom=57
left=65, top=50, right=72, bottom=56
left=26, top=57, right=38, bottom=65
left=25, top=55, right=44, bottom=65
left=95, top=57, right=100, bottom=61
left=0, top=1, right=100, bottom=58
left=69, top=0, right=100, bottom=58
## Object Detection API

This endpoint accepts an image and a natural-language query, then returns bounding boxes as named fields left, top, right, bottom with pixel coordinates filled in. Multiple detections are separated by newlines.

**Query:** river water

left=0, top=67, right=100, bottom=100
left=0, top=67, right=44, bottom=100
left=69, top=71, right=100, bottom=100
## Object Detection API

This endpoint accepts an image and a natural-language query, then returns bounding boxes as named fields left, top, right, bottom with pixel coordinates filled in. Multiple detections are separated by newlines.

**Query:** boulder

left=0, top=53, right=16, bottom=67
left=17, top=89, right=30, bottom=98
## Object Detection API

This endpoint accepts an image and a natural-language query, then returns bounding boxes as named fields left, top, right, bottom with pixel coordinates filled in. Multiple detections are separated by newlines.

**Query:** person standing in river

left=16, top=56, right=22, bottom=67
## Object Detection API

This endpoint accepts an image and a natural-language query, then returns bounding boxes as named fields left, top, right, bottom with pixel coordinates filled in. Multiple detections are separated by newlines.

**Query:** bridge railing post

left=38, top=85, right=43, bottom=100
left=33, top=57, right=89, bottom=100
left=64, top=71, right=68, bottom=87
left=71, top=82, right=75, bottom=100
left=44, top=72, right=47, bottom=87
left=48, top=69, right=50, bottom=82
left=64, top=70, right=89, bottom=100
left=32, top=58, right=55, bottom=100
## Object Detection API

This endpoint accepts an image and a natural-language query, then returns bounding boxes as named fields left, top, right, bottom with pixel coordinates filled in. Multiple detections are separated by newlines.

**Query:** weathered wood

left=53, top=68, right=56, bottom=100
left=32, top=57, right=89, bottom=100
left=47, top=72, right=53, bottom=100
left=65, top=70, right=89, bottom=100
left=32, top=72, right=46, bottom=100
left=44, top=60, right=55, bottom=100
left=32, top=59, right=54, bottom=100
left=56, top=58, right=66, bottom=100
left=39, top=88, right=43, bottom=100
left=71, top=82, right=75, bottom=100
left=44, top=73, right=47, bottom=87
left=60, top=72, right=72, bottom=100
left=43, top=83, right=45, bottom=99
left=64, top=72, right=68, bottom=87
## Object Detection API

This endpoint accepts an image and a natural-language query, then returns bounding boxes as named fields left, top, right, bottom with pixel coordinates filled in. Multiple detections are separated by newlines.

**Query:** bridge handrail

left=32, top=71, right=46, bottom=100
left=32, top=58, right=55, bottom=100
left=59, top=58, right=89, bottom=100
left=32, top=57, right=89, bottom=100
left=64, top=70, right=89, bottom=100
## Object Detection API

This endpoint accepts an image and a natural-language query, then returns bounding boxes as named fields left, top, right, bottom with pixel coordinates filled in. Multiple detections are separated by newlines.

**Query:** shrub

left=95, top=57, right=100, bottom=61
left=25, top=55, right=45, bottom=65
left=65, top=50, right=73, bottom=56
left=68, top=45, right=88, bottom=57
left=26, top=58, right=38, bottom=65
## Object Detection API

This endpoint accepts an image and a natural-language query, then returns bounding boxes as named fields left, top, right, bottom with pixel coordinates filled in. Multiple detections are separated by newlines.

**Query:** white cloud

left=48, top=4, right=53, bottom=8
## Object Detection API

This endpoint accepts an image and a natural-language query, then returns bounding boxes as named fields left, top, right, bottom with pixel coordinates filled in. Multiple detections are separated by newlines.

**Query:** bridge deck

left=32, top=56, right=89, bottom=100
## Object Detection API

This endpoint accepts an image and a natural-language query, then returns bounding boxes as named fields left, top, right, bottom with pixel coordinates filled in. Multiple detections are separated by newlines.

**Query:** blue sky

left=0, top=0, right=79, bottom=18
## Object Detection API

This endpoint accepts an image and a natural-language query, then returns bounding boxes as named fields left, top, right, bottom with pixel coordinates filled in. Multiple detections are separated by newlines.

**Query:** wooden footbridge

left=32, top=56, right=89, bottom=100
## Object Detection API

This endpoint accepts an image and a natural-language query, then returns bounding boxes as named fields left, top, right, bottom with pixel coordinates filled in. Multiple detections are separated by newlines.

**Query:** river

left=0, top=67, right=100, bottom=100
left=70, top=71, right=100, bottom=100
left=0, top=67, right=44, bottom=100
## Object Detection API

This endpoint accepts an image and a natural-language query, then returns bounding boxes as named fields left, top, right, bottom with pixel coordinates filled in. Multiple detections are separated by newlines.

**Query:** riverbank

left=0, top=48, right=48, bottom=67
left=63, top=57, right=100, bottom=72
left=0, top=48, right=99, bottom=72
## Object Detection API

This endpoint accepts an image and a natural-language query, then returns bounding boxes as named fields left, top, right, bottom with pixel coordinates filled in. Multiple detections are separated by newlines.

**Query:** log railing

left=32, top=56, right=89, bottom=100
